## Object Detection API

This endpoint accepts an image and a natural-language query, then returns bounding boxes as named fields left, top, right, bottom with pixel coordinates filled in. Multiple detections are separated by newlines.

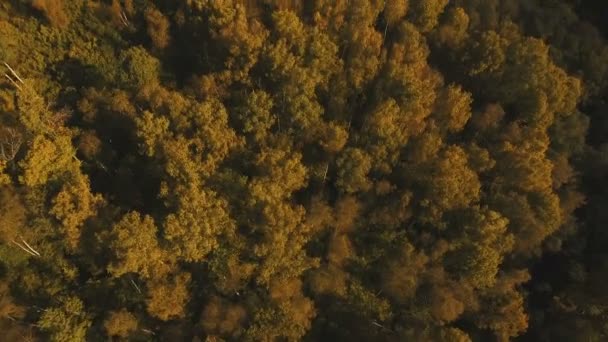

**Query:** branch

left=20, top=237, right=41, bottom=256
left=0, top=127, right=23, bottom=162
left=4, top=74, right=21, bottom=90
left=3, top=63, right=24, bottom=84
left=371, top=321, right=384, bottom=328
left=11, top=240, right=37, bottom=257
left=322, top=163, right=329, bottom=183
left=130, top=278, right=142, bottom=294
left=0, top=144, right=6, bottom=161
left=120, top=11, right=130, bottom=27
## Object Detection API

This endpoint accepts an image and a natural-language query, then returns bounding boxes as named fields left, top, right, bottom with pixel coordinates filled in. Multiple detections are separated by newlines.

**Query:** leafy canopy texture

left=0, top=0, right=607, bottom=341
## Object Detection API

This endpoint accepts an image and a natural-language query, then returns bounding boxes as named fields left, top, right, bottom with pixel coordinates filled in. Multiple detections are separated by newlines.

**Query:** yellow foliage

left=32, top=0, right=70, bottom=28
left=146, top=273, right=191, bottom=321
left=384, top=0, right=409, bottom=27
left=431, top=287, right=465, bottom=323
left=327, top=233, right=354, bottom=266
left=76, top=131, right=101, bottom=160
left=269, top=277, right=302, bottom=302
left=50, top=174, right=102, bottom=250
left=435, top=84, right=473, bottom=133
left=334, top=196, right=360, bottom=233
left=164, top=186, right=235, bottom=262
left=201, top=296, right=246, bottom=337
left=145, top=7, right=171, bottom=49
left=382, top=243, right=428, bottom=303
left=408, top=0, right=449, bottom=32
left=0, top=282, right=25, bottom=321
left=309, top=265, right=348, bottom=297
left=335, top=148, right=372, bottom=193
left=249, top=145, right=308, bottom=203
left=108, top=212, right=170, bottom=279
left=103, top=310, right=138, bottom=338
left=19, top=135, right=78, bottom=187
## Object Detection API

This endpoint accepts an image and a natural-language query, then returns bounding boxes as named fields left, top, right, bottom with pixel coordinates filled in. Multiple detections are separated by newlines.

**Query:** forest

left=1, top=0, right=608, bottom=341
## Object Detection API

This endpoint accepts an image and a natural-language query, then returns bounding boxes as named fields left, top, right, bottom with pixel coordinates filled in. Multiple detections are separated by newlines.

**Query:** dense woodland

left=0, top=0, right=608, bottom=341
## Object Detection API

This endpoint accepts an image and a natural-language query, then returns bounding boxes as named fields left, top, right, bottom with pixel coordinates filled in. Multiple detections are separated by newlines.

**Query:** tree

left=206, top=1, right=268, bottom=80
left=309, top=264, right=348, bottom=297
left=0, top=186, right=27, bottom=243
left=134, top=110, right=170, bottom=157
left=173, top=98, right=241, bottom=177
left=335, top=148, right=372, bottom=193
left=384, top=0, right=409, bottom=28
left=235, top=90, right=275, bottom=143
left=200, top=296, right=247, bottom=339
left=248, top=143, right=308, bottom=204
left=414, top=146, right=481, bottom=224
left=103, top=310, right=138, bottom=338
left=474, top=270, right=531, bottom=340
left=382, top=242, right=428, bottom=303
left=0, top=2, right=603, bottom=341
left=164, top=185, right=235, bottom=263
left=0, top=126, right=22, bottom=164
left=347, top=281, right=392, bottom=322
left=107, top=212, right=169, bottom=279
left=342, top=0, right=384, bottom=91
left=434, top=7, right=470, bottom=49
left=0, top=281, right=25, bottom=322
left=119, top=46, right=160, bottom=89
left=445, top=208, right=514, bottom=289
left=333, top=195, right=361, bottom=233
left=462, top=30, right=507, bottom=78
left=407, top=0, right=449, bottom=33
left=50, top=174, right=102, bottom=251
left=0, top=21, right=19, bottom=65
left=433, top=84, right=473, bottom=133
left=146, top=272, right=191, bottom=321
left=19, top=134, right=78, bottom=187
left=145, top=6, right=170, bottom=49
left=429, top=285, right=466, bottom=323
left=327, top=233, right=354, bottom=266
left=76, top=130, right=102, bottom=160
left=32, top=0, right=70, bottom=28
left=246, top=277, right=316, bottom=341
left=361, top=99, right=411, bottom=172
left=16, top=84, right=54, bottom=135
left=38, top=296, right=91, bottom=342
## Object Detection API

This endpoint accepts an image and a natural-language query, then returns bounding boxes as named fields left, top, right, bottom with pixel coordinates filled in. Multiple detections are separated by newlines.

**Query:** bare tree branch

left=11, top=240, right=37, bottom=257
left=322, top=163, right=329, bottom=184
left=20, top=237, right=41, bottom=256
left=3, top=63, right=24, bottom=84
left=4, top=74, right=21, bottom=90
left=0, top=127, right=23, bottom=163
left=130, top=278, right=142, bottom=294
left=120, top=11, right=130, bottom=27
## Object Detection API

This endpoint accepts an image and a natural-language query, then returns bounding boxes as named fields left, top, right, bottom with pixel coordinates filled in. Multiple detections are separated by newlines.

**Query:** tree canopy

left=0, top=0, right=607, bottom=340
